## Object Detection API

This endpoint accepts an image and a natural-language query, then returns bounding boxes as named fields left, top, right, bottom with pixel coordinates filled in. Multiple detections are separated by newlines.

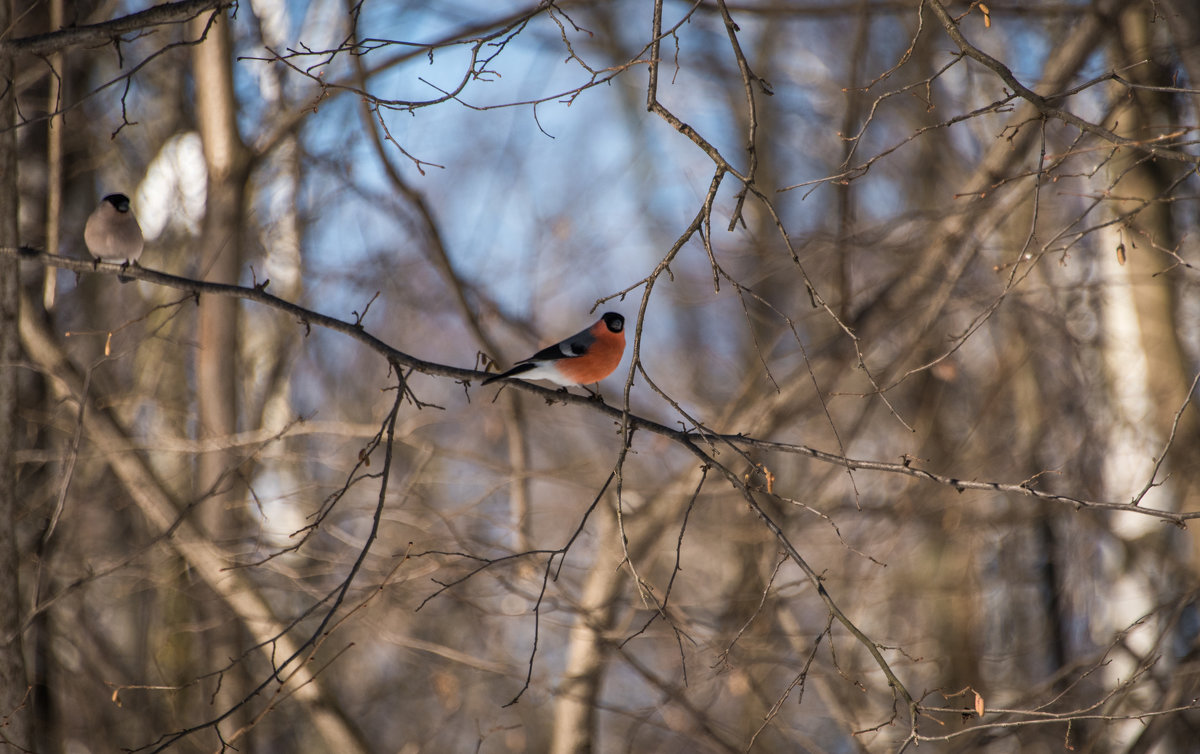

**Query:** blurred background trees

left=3, top=0, right=1200, bottom=751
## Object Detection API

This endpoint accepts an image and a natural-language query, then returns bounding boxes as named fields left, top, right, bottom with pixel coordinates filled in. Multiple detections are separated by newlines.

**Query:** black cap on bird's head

left=103, top=194, right=132, bottom=212
left=602, top=312, right=624, bottom=333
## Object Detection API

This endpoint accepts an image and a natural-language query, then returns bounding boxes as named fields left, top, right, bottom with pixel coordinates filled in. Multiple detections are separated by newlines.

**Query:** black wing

left=521, top=327, right=595, bottom=363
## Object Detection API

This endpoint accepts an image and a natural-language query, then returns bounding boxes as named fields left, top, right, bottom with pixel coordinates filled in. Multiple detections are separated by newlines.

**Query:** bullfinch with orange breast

left=483, top=312, right=626, bottom=387
left=85, top=193, right=143, bottom=265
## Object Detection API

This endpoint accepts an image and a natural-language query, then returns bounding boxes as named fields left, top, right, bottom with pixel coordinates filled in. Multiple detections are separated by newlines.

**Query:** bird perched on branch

left=483, top=312, right=626, bottom=387
left=84, top=193, right=143, bottom=265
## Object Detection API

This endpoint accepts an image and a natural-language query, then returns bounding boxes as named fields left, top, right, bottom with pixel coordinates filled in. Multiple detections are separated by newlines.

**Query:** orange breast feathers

left=556, top=323, right=626, bottom=384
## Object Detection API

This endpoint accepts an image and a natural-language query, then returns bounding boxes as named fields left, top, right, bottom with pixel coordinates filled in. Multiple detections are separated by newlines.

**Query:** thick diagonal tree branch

left=16, top=292, right=371, bottom=754
left=0, top=0, right=229, bottom=58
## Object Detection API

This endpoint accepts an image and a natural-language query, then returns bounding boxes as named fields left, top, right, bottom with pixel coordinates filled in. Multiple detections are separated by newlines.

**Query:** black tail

left=482, top=362, right=536, bottom=385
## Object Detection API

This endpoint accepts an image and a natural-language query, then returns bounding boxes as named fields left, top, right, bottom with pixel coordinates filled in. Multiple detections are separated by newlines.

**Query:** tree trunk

left=191, top=8, right=251, bottom=748
left=0, top=0, right=32, bottom=746
left=192, top=7, right=247, bottom=528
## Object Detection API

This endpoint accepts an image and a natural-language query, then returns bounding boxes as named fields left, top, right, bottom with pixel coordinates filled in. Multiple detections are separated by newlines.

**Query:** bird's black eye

left=605, top=313, right=624, bottom=332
